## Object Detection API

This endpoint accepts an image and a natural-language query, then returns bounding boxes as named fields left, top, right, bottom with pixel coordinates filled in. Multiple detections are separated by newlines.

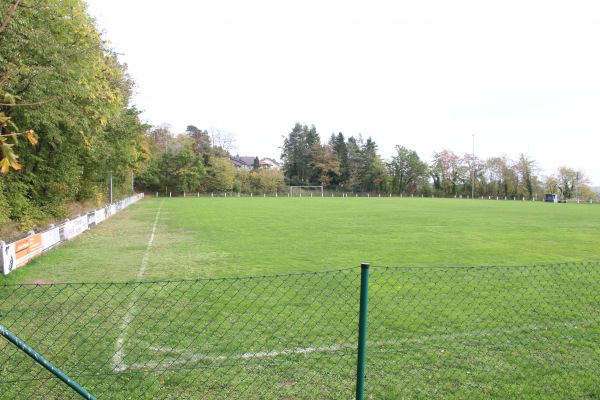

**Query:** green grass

left=1, top=197, right=599, bottom=399
left=3, top=196, right=600, bottom=283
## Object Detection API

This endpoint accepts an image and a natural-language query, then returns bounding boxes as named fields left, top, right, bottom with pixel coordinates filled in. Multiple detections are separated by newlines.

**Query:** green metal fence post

left=0, top=324, right=97, bottom=400
left=356, top=262, right=370, bottom=400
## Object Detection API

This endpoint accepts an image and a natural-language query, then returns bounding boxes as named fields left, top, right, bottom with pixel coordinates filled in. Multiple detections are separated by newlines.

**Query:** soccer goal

left=289, top=186, right=324, bottom=197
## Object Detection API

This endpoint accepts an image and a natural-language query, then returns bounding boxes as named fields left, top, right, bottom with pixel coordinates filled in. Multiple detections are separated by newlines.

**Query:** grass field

left=3, top=196, right=600, bottom=283
left=1, top=197, right=599, bottom=399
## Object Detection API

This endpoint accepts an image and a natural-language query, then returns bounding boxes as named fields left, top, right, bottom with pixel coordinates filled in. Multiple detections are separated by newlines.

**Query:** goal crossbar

left=289, top=186, right=324, bottom=197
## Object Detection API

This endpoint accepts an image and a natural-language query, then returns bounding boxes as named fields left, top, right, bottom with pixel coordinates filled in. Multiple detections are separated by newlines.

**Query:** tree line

left=1, top=1, right=595, bottom=237
left=1, top=0, right=146, bottom=232
left=280, top=123, right=596, bottom=200
left=0, top=0, right=283, bottom=235
left=135, top=125, right=286, bottom=196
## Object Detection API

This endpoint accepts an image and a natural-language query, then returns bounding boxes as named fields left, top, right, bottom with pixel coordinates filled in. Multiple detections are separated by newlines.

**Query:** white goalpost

left=289, top=186, right=324, bottom=197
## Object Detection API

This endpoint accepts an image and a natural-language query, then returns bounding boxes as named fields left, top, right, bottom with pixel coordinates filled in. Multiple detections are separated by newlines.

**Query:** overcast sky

left=85, top=0, right=600, bottom=185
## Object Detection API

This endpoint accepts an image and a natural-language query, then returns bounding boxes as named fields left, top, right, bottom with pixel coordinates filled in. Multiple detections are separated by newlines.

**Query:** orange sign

left=14, top=234, right=43, bottom=268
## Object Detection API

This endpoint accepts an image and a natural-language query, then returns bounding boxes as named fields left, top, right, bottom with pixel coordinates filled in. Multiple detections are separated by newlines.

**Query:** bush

left=0, top=179, right=10, bottom=226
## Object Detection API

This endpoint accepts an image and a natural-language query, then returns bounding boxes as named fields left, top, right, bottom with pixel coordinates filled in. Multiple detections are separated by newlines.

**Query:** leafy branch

left=0, top=1, right=47, bottom=173
left=0, top=0, right=20, bottom=35
left=0, top=95, right=61, bottom=107
left=0, top=90, right=40, bottom=174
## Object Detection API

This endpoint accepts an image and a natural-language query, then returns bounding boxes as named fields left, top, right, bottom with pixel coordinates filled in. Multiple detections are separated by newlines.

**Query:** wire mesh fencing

left=1, top=262, right=599, bottom=399
left=0, top=269, right=361, bottom=399
left=366, top=263, right=600, bottom=399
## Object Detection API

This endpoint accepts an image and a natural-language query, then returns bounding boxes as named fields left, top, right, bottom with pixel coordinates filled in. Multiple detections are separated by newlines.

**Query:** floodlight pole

left=471, top=134, right=475, bottom=199
left=576, top=172, right=579, bottom=203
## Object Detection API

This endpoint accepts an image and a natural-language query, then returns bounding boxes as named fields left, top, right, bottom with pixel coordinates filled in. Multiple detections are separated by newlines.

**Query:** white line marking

left=120, top=320, right=591, bottom=371
left=112, top=200, right=164, bottom=372
left=125, top=344, right=350, bottom=370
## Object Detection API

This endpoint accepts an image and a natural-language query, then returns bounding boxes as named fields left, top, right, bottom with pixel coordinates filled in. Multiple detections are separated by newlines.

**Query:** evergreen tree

left=281, top=123, right=320, bottom=185
left=357, top=137, right=385, bottom=192
left=186, top=125, right=211, bottom=158
left=329, top=132, right=349, bottom=185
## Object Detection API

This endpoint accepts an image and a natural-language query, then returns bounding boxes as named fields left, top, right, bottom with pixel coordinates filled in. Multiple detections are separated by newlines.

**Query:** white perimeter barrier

left=0, top=193, right=144, bottom=276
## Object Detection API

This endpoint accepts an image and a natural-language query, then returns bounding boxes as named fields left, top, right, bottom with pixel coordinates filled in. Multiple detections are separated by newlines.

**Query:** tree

left=281, top=123, right=320, bottom=185
left=555, top=166, right=588, bottom=200
left=209, top=127, right=237, bottom=155
left=204, top=156, right=236, bottom=192
left=484, top=157, right=503, bottom=197
left=79, top=105, right=148, bottom=202
left=345, top=135, right=362, bottom=190
left=543, top=175, right=559, bottom=197
left=574, top=183, right=596, bottom=201
left=430, top=150, right=464, bottom=196
left=1, top=0, right=146, bottom=228
left=0, top=95, right=39, bottom=173
left=462, top=152, right=485, bottom=197
left=329, top=132, right=349, bottom=185
left=307, top=143, right=340, bottom=187
left=499, top=156, right=519, bottom=198
left=135, top=153, right=162, bottom=192
left=253, top=168, right=285, bottom=195
left=170, top=141, right=206, bottom=193
left=1, top=1, right=45, bottom=173
left=355, top=137, right=385, bottom=192
left=515, top=154, right=537, bottom=199
left=387, top=145, right=428, bottom=194
left=149, top=124, right=174, bottom=153
left=137, top=131, right=206, bottom=194
left=482, top=155, right=517, bottom=198
left=186, top=125, right=210, bottom=156
left=234, top=169, right=252, bottom=194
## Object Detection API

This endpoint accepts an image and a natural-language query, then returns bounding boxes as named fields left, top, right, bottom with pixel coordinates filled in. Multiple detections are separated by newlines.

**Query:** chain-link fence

left=366, top=263, right=599, bottom=399
left=1, top=262, right=599, bottom=399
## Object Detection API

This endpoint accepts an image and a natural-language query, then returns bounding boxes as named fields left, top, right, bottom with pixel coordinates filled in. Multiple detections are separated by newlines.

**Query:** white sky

left=85, top=0, right=600, bottom=185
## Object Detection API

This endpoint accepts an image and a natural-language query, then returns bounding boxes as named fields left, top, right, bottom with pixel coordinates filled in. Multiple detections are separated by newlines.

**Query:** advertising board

left=41, top=227, right=61, bottom=251
left=87, top=212, right=96, bottom=228
left=95, top=208, right=106, bottom=224
left=14, top=234, right=43, bottom=268
left=1, top=241, right=15, bottom=275
left=63, top=215, right=89, bottom=240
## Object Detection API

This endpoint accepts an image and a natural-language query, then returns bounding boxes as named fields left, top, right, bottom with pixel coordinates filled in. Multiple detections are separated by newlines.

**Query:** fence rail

left=154, top=190, right=600, bottom=203
left=1, top=262, right=599, bottom=399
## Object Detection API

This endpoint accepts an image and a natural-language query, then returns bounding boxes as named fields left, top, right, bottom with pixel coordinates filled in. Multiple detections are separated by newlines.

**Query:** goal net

left=289, top=186, right=324, bottom=197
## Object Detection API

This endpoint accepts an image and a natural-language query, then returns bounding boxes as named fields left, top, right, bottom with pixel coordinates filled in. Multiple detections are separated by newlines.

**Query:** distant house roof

left=229, top=156, right=252, bottom=170
left=229, top=156, right=281, bottom=170
left=261, top=158, right=281, bottom=169
left=238, top=157, right=256, bottom=166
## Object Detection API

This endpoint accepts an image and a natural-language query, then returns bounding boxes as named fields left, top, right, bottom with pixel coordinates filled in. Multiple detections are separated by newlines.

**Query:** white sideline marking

left=126, top=344, right=349, bottom=370
left=112, top=201, right=164, bottom=372
left=120, top=320, right=590, bottom=371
